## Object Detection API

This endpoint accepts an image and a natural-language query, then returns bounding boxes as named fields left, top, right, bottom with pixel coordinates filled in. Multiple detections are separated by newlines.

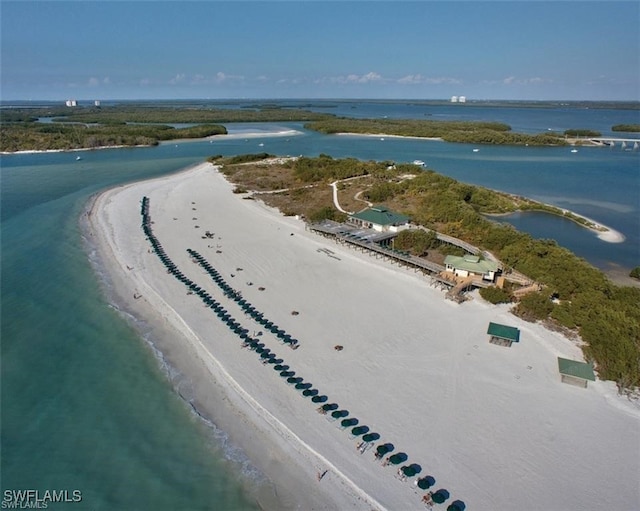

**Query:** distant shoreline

left=0, top=129, right=303, bottom=155
left=334, top=132, right=444, bottom=141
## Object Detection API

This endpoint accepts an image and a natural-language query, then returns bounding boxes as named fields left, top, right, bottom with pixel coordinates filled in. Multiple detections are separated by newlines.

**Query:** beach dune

left=87, top=162, right=640, bottom=511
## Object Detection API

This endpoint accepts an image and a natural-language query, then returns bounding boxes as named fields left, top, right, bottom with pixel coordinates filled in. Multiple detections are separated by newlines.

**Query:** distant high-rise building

left=94, top=100, right=101, bottom=107
left=458, top=96, right=466, bottom=103
left=65, top=99, right=77, bottom=107
left=450, top=96, right=458, bottom=103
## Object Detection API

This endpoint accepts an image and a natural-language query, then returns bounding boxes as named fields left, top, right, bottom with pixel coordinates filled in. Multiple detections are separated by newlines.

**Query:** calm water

left=1, top=101, right=638, bottom=510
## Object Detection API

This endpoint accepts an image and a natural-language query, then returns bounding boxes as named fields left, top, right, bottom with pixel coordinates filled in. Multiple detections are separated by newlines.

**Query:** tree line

left=305, top=118, right=570, bottom=146
left=0, top=122, right=227, bottom=152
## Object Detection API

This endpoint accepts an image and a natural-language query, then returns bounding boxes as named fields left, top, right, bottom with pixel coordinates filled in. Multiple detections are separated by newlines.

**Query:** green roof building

left=348, top=206, right=410, bottom=233
left=444, top=254, right=499, bottom=282
left=487, top=322, right=520, bottom=347
left=557, top=357, right=596, bottom=388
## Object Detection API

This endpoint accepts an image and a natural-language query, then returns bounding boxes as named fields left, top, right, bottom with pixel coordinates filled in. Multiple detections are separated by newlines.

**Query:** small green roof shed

left=557, top=357, right=596, bottom=388
left=487, top=322, right=520, bottom=347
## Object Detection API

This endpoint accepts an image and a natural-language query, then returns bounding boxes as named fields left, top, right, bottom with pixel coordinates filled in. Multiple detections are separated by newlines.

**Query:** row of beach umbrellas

left=141, top=197, right=464, bottom=510
left=187, top=248, right=300, bottom=349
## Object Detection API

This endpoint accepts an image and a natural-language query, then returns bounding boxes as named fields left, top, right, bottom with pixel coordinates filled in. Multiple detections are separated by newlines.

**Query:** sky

left=1, top=1, right=639, bottom=101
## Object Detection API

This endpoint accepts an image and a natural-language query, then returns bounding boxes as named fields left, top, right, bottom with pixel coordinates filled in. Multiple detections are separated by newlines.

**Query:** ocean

left=1, top=100, right=638, bottom=510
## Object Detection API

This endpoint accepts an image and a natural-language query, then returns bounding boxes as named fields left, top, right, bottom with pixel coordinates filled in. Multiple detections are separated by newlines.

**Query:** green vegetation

left=305, top=118, right=569, bottom=146
left=293, top=154, right=392, bottom=182
left=218, top=155, right=640, bottom=389
left=307, top=206, right=347, bottom=223
left=0, top=104, right=333, bottom=152
left=211, top=153, right=276, bottom=165
left=564, top=129, right=602, bottom=137
left=0, top=122, right=227, bottom=152
left=612, top=124, right=640, bottom=133
left=393, top=229, right=438, bottom=257
left=630, top=267, right=640, bottom=279
left=479, top=286, right=512, bottom=304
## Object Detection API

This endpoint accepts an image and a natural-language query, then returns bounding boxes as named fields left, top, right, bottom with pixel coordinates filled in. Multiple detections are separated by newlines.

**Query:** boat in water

left=412, top=159, right=425, bottom=167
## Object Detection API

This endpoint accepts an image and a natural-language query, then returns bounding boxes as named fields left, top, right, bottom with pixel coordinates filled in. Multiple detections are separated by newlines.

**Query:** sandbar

left=85, top=161, right=639, bottom=510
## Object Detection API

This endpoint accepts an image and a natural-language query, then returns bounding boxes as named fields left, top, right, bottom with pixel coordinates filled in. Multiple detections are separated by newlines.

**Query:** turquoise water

left=1, top=152, right=262, bottom=510
left=1, top=101, right=638, bottom=510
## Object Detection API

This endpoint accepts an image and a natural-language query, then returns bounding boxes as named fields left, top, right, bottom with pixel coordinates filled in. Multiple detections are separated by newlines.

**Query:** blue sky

left=2, top=1, right=639, bottom=101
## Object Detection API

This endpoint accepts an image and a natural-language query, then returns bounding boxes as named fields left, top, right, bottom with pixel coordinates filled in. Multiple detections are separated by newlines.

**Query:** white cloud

left=397, top=74, right=462, bottom=85
left=169, top=73, right=186, bottom=85
left=398, top=74, right=424, bottom=85
left=320, top=71, right=384, bottom=85
left=502, top=76, right=551, bottom=86
left=214, top=71, right=244, bottom=83
left=88, top=77, right=100, bottom=87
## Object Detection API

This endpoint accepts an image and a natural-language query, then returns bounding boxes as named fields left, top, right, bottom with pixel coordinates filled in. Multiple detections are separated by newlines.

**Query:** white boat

left=75, top=156, right=82, bottom=161
left=472, top=148, right=480, bottom=152
left=571, top=149, right=578, bottom=153
left=412, top=160, right=425, bottom=167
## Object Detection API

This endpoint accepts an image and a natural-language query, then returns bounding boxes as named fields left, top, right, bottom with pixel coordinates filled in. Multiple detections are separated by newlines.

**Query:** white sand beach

left=86, top=161, right=640, bottom=511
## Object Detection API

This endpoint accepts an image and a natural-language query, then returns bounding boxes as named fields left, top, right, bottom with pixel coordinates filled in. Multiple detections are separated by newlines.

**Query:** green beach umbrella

left=417, top=476, right=435, bottom=490
left=351, top=425, right=369, bottom=436
left=431, top=490, right=450, bottom=504
left=388, top=452, right=408, bottom=465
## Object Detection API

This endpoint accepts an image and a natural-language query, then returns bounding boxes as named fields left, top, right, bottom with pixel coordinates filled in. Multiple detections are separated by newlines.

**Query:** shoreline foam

left=85, top=161, right=640, bottom=511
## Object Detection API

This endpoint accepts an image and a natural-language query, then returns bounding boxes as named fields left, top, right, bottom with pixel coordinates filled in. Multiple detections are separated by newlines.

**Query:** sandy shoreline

left=85, top=161, right=639, bottom=510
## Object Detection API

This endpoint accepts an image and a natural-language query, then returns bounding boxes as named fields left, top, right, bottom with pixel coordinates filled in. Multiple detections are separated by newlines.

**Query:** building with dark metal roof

left=487, top=322, right=520, bottom=347
left=557, top=357, right=596, bottom=388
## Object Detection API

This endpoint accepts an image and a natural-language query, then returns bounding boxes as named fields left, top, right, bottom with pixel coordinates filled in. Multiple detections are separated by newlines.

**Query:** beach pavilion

left=487, top=322, right=520, bottom=347
left=557, top=357, right=596, bottom=388
left=347, top=205, right=410, bottom=233
left=444, top=254, right=499, bottom=283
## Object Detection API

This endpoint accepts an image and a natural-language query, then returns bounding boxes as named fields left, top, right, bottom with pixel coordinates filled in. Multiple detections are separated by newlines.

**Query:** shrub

left=479, top=286, right=512, bottom=304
